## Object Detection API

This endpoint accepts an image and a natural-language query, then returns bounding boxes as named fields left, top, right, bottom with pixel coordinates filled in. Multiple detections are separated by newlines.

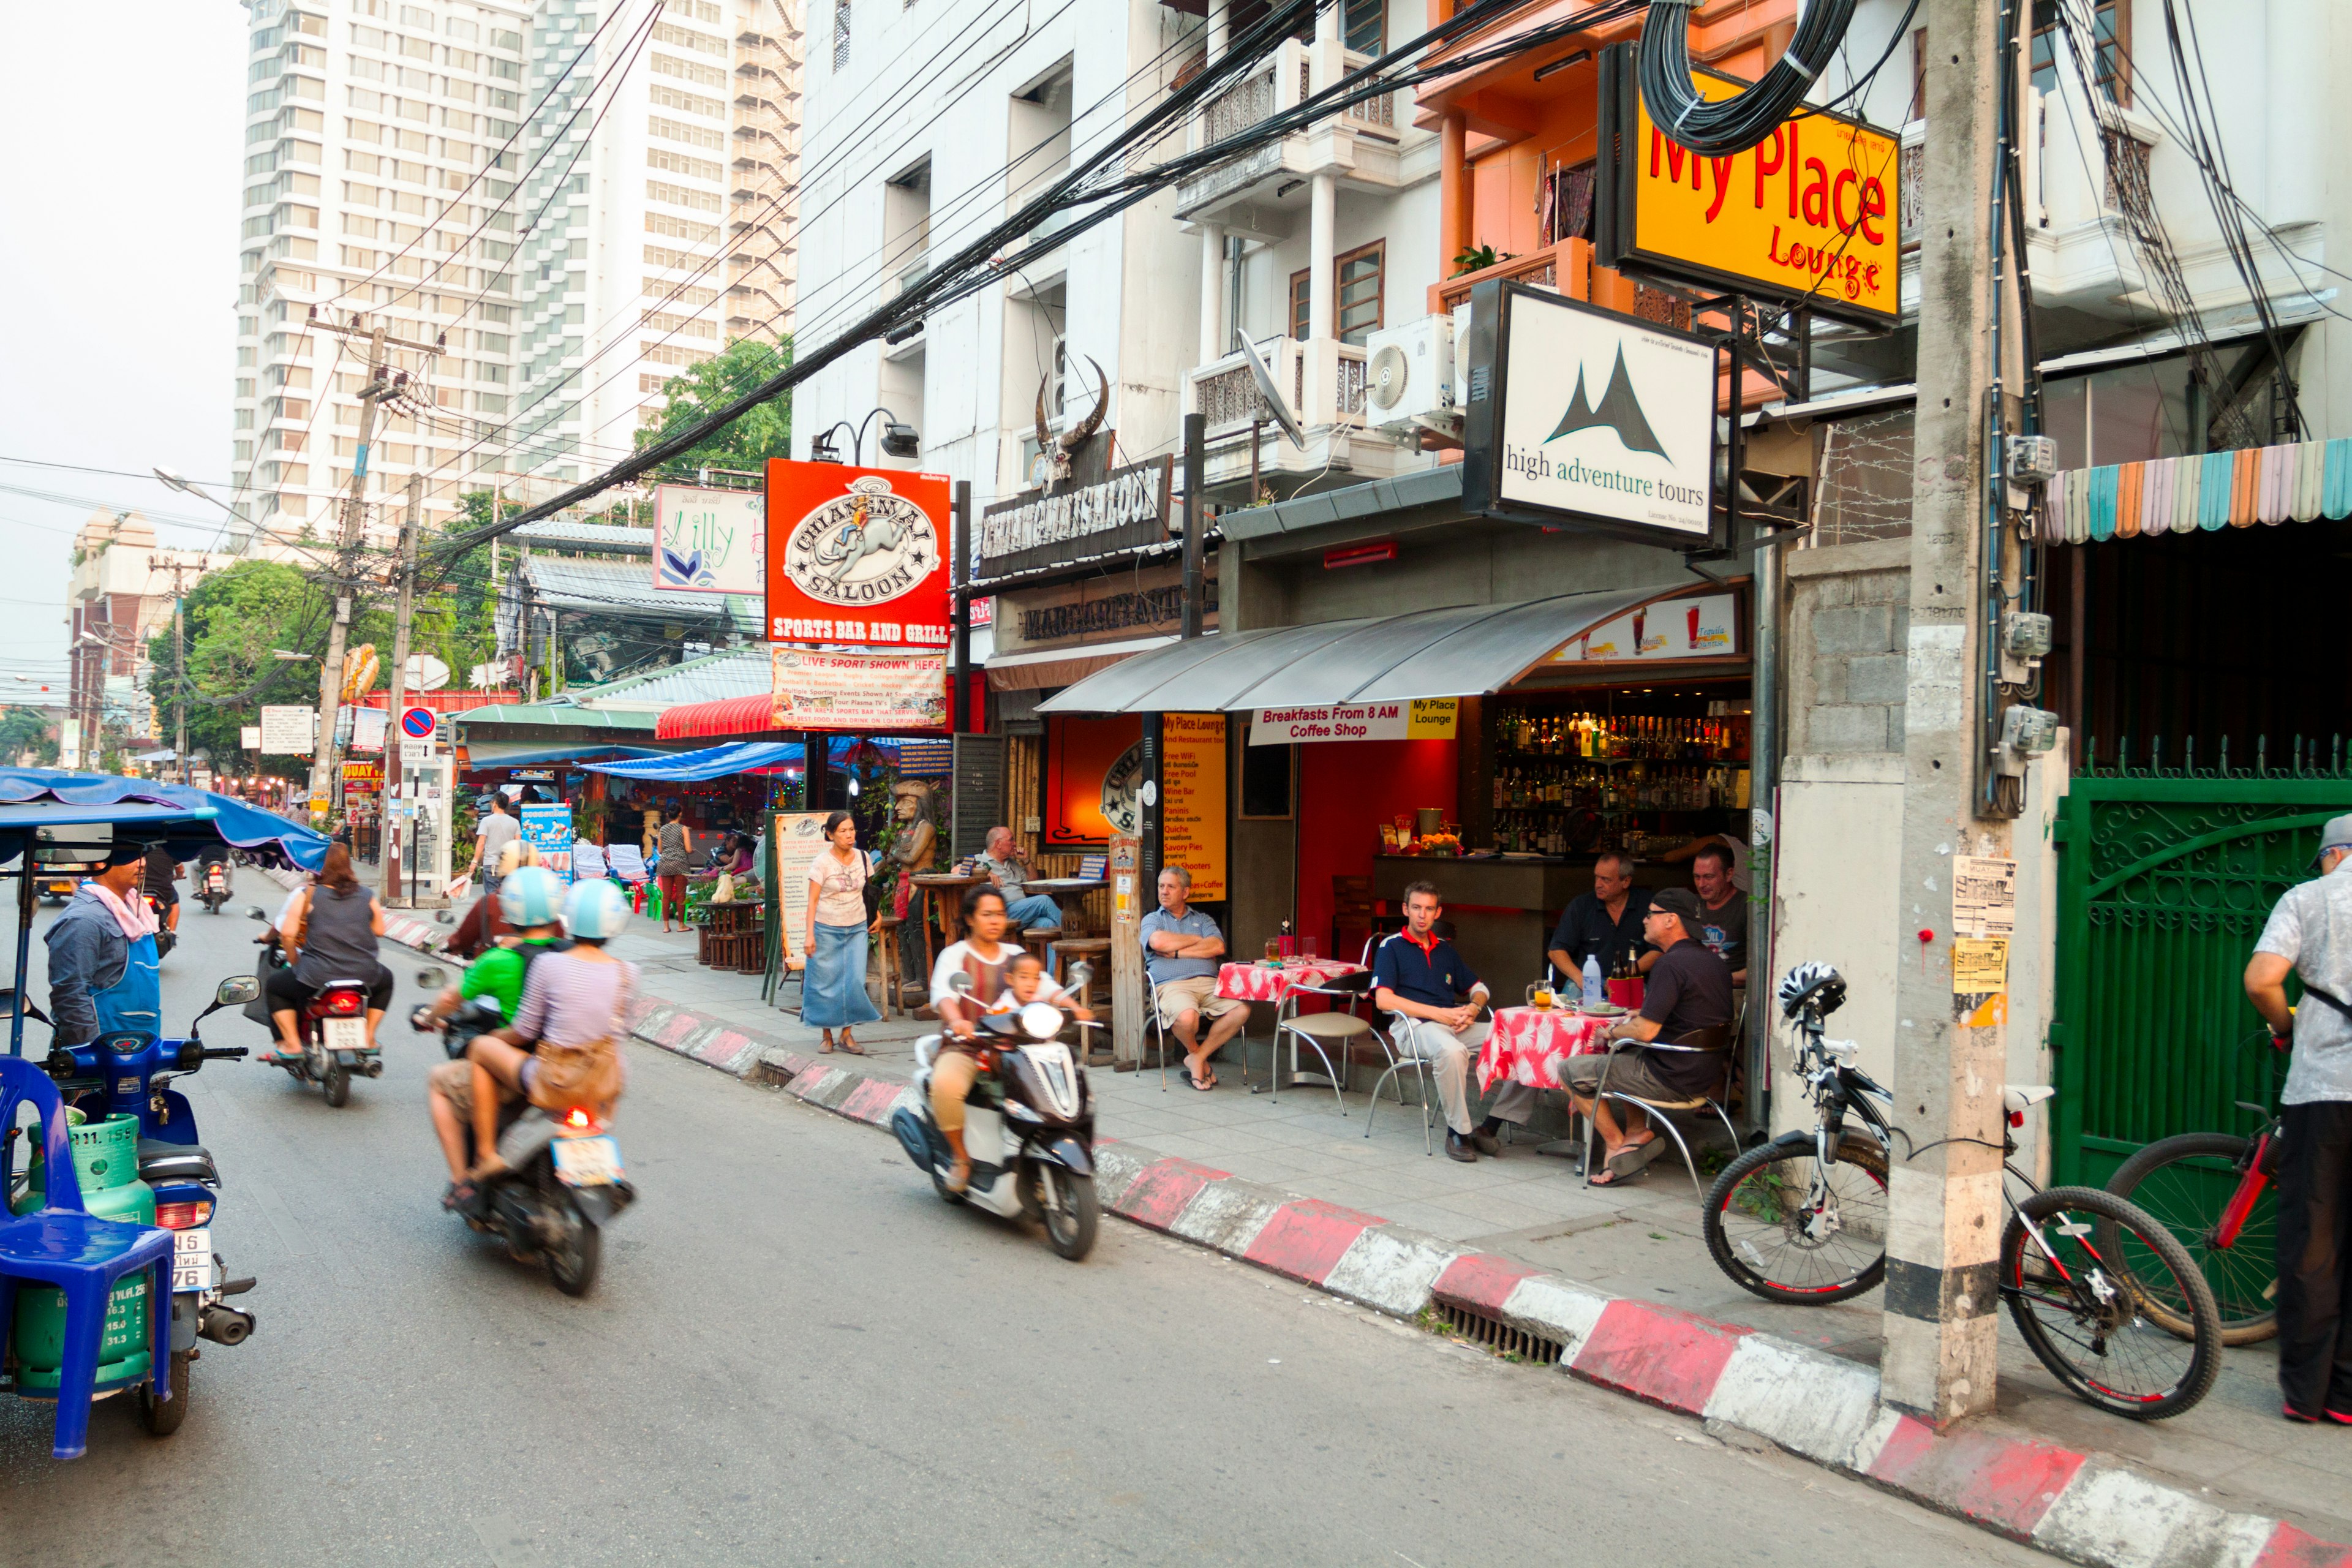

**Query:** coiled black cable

left=1637, top=0, right=1862, bottom=156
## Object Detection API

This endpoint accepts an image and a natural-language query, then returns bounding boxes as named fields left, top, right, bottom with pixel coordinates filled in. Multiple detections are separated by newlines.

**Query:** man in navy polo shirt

left=1373, top=880, right=1494, bottom=1162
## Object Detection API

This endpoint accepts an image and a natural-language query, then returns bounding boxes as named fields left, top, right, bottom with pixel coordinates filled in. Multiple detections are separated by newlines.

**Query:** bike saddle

left=2003, top=1084, right=2056, bottom=1117
left=137, top=1140, right=218, bottom=1185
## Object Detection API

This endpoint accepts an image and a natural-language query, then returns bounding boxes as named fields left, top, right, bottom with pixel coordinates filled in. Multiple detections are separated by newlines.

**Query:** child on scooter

left=995, top=952, right=1094, bottom=1023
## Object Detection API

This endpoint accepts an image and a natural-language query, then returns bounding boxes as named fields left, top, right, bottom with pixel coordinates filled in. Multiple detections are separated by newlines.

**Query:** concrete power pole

left=382, top=472, right=423, bottom=903
left=1882, top=0, right=2009, bottom=1427
left=150, top=557, right=206, bottom=786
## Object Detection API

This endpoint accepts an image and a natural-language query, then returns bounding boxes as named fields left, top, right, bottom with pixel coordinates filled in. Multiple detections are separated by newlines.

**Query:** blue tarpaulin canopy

left=0, top=769, right=333, bottom=871
left=580, top=743, right=802, bottom=782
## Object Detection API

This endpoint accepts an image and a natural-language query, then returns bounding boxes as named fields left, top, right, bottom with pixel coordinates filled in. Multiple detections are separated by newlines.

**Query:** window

left=1288, top=242, right=1385, bottom=345
left=648, top=146, right=724, bottom=183
left=1539, top=160, right=1595, bottom=246
left=1341, top=0, right=1382, bottom=55
left=2030, top=0, right=2128, bottom=105
left=833, top=0, right=851, bottom=70
left=1909, top=27, right=1927, bottom=120
left=651, top=53, right=726, bottom=89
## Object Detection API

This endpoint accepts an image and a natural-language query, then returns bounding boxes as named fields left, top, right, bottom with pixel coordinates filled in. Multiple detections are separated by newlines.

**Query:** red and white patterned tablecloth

left=1214, top=959, right=1368, bottom=1005
left=1477, top=1006, right=1613, bottom=1094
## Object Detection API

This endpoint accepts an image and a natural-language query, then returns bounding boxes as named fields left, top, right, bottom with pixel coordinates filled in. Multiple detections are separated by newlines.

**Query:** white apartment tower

left=233, top=0, right=802, bottom=507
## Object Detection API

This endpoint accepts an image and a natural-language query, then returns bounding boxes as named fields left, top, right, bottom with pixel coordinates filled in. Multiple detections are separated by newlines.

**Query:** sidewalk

left=396, top=905, right=2352, bottom=1563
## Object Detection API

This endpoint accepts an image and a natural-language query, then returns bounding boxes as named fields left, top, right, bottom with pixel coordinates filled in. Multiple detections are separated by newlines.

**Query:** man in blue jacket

left=46, top=841, right=166, bottom=1046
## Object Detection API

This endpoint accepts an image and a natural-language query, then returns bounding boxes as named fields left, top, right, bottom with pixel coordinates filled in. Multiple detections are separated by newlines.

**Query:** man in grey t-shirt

left=470, top=794, right=519, bottom=893
left=2247, top=813, right=2352, bottom=1421
left=1139, top=865, right=1245, bottom=1090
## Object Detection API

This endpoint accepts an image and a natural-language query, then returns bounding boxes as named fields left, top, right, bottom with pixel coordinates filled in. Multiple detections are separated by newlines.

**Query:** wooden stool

left=871, top=917, right=902, bottom=1021
left=1051, top=938, right=1110, bottom=1008
left=1020, top=926, right=1059, bottom=965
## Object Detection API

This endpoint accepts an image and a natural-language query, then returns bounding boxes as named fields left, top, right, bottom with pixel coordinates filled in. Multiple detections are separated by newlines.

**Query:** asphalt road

left=0, top=881, right=2054, bottom=1567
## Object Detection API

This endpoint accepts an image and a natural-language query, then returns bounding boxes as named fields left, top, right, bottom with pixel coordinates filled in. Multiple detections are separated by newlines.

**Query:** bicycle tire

left=2003, top=1185, right=2221, bottom=1420
left=2105, top=1132, right=2277, bottom=1346
left=1703, top=1136, right=1889, bottom=1305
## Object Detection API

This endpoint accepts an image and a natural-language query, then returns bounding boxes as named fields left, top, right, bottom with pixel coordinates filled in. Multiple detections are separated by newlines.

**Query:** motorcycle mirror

left=214, top=975, right=260, bottom=1007
left=415, top=968, right=443, bottom=988
left=1065, top=960, right=1093, bottom=993
left=1017, top=1001, right=1064, bottom=1041
left=244, top=905, right=269, bottom=921
left=434, top=910, right=455, bottom=925
left=946, top=971, right=974, bottom=995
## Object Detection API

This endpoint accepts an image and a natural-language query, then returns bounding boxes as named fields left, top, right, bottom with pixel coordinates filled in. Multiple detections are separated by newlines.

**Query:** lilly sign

left=652, top=484, right=764, bottom=596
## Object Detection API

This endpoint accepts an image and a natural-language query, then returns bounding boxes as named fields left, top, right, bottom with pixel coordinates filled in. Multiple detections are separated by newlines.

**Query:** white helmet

left=564, top=877, right=632, bottom=940
left=498, top=864, right=564, bottom=928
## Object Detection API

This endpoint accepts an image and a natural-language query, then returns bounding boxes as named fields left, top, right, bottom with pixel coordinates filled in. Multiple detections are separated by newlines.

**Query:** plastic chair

left=0, top=1057, right=175, bottom=1459
left=1578, top=1025, right=1738, bottom=1196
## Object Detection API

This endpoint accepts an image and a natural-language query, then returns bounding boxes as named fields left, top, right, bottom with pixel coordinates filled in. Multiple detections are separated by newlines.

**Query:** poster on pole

left=519, top=802, right=575, bottom=883
left=654, top=484, right=766, bottom=595
left=767, top=811, right=832, bottom=965
left=258, top=706, right=316, bottom=756
left=769, top=646, right=947, bottom=731
left=1161, top=713, right=1227, bottom=900
left=238, top=725, right=262, bottom=750
left=349, top=707, right=388, bottom=754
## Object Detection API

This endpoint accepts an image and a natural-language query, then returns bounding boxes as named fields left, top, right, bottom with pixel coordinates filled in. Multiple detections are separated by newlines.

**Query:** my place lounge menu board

left=1160, top=713, right=1226, bottom=902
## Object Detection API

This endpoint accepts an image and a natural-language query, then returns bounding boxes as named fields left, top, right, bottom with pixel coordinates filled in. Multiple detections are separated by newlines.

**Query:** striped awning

left=2047, top=438, right=2352, bottom=542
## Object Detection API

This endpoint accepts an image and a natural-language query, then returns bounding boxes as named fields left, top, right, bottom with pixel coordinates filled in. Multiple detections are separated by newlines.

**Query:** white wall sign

left=1463, top=284, right=1719, bottom=545
left=1250, top=699, right=1460, bottom=744
left=239, top=725, right=263, bottom=750
left=258, top=705, right=316, bottom=756
left=1556, top=593, right=1739, bottom=662
left=652, top=483, right=765, bottom=595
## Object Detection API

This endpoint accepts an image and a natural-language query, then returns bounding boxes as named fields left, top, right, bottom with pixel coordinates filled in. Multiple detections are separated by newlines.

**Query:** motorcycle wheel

left=1041, top=1169, right=1099, bottom=1262
left=135, top=1349, right=190, bottom=1436
left=322, top=1060, right=350, bottom=1107
left=930, top=1164, right=967, bottom=1206
left=548, top=1196, right=603, bottom=1297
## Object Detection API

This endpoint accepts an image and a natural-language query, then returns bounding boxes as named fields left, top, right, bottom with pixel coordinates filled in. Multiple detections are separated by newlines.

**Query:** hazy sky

left=0, top=3, right=248, bottom=698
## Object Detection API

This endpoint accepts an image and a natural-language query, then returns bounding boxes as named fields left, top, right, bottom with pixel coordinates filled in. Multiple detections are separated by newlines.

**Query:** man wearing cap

left=1556, top=886, right=1735, bottom=1187
left=45, top=842, right=166, bottom=1048
left=2246, top=816, right=2352, bottom=1422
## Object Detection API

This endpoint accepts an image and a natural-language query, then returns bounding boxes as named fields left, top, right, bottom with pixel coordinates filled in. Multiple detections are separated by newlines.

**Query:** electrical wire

left=1637, top=0, right=1861, bottom=156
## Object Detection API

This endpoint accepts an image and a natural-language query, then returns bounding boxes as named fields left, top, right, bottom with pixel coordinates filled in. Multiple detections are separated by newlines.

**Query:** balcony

left=1175, top=40, right=1410, bottom=232
left=1180, top=335, right=1407, bottom=499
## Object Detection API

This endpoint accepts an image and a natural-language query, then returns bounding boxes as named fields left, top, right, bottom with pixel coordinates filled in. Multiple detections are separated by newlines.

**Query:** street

left=0, top=881, right=2050, bottom=1567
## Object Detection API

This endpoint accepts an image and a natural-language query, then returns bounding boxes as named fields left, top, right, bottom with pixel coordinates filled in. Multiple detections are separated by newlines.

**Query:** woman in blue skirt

left=802, top=810, right=882, bottom=1053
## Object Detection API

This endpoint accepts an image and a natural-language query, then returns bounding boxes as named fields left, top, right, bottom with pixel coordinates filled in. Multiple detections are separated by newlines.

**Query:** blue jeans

left=1005, top=892, right=1063, bottom=933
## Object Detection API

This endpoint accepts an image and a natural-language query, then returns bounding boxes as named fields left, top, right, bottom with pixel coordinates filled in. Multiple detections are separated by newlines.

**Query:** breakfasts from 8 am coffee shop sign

left=764, top=460, right=952, bottom=647
left=1597, top=50, right=1901, bottom=326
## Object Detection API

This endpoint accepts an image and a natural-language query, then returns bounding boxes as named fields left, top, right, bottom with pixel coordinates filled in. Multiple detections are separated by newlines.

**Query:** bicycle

left=1700, top=962, right=2223, bottom=1420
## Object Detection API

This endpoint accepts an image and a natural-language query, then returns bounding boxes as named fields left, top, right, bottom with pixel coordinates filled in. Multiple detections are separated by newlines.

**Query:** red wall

left=1295, top=737, right=1458, bottom=955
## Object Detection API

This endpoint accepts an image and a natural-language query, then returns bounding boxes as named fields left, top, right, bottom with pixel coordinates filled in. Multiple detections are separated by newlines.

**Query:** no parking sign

left=399, top=706, right=437, bottom=742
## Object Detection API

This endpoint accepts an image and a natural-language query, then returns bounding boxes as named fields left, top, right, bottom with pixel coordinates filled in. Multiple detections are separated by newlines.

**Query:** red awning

left=658, top=693, right=775, bottom=741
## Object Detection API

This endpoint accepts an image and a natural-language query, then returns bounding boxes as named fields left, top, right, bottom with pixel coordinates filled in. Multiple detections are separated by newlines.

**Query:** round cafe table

left=908, top=872, right=986, bottom=992
left=1213, top=957, right=1367, bottom=1005
left=1477, top=1005, right=1614, bottom=1096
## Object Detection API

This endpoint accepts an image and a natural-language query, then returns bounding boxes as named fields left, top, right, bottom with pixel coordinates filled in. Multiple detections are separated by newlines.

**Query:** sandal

left=819, top=1035, right=835, bottom=1054
left=1589, top=1164, right=1647, bottom=1188
left=442, top=1181, right=477, bottom=1212
left=838, top=1037, right=867, bottom=1056
left=1185, top=1064, right=1215, bottom=1091
left=1605, top=1134, right=1660, bottom=1178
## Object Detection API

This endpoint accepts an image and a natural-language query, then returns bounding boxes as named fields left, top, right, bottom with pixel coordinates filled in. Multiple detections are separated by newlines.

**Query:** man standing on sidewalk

left=2245, top=813, right=2352, bottom=1423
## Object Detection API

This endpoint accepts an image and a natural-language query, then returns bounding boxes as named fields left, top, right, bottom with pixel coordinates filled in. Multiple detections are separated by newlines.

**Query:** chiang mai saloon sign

left=1596, top=48, right=1901, bottom=326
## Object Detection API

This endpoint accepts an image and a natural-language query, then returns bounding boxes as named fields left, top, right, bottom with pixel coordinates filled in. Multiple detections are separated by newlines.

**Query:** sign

left=978, top=456, right=1173, bottom=579
left=350, top=706, right=388, bottom=755
left=1250, top=699, right=1458, bottom=745
left=1459, top=283, right=1721, bottom=546
left=970, top=596, right=994, bottom=629
left=1953, top=937, right=2010, bottom=995
left=1045, top=714, right=1144, bottom=847
left=400, top=740, right=432, bottom=764
left=399, top=706, right=437, bottom=740
left=519, top=802, right=575, bottom=882
left=764, top=461, right=951, bottom=648
left=1558, top=592, right=1740, bottom=662
left=769, top=646, right=948, bottom=731
left=654, top=483, right=765, bottom=595
left=1597, top=55, right=1902, bottom=326
left=509, top=768, right=556, bottom=782
left=238, top=725, right=262, bottom=751
left=1953, top=856, right=2018, bottom=941
left=998, top=570, right=1204, bottom=655
left=1161, top=713, right=1226, bottom=901
left=342, top=761, right=383, bottom=798
left=59, top=718, right=80, bottom=771
left=260, top=705, right=317, bottom=756
left=769, top=811, right=831, bottom=960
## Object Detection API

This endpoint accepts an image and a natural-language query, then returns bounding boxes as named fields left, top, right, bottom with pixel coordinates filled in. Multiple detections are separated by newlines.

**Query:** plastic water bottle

left=1581, top=953, right=1604, bottom=1009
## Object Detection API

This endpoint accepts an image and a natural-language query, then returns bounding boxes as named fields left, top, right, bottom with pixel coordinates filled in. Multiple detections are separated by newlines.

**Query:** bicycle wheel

left=2105, top=1133, right=2277, bottom=1345
left=2003, top=1186, right=2221, bottom=1420
left=1703, top=1136, right=1888, bottom=1304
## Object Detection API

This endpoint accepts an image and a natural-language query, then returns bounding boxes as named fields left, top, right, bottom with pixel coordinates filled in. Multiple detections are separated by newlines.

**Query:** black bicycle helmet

left=1776, top=961, right=1847, bottom=1020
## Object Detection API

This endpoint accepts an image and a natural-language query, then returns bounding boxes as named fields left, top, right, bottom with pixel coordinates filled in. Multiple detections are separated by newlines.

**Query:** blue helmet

left=564, top=876, right=631, bottom=940
left=498, top=865, right=564, bottom=928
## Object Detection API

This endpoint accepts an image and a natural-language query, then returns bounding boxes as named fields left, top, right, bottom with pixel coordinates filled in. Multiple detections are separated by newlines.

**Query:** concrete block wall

left=1784, top=536, right=1913, bottom=758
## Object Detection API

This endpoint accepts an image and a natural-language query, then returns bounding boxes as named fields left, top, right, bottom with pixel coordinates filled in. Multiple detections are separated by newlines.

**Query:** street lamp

left=809, top=408, right=920, bottom=465
left=154, top=467, right=255, bottom=554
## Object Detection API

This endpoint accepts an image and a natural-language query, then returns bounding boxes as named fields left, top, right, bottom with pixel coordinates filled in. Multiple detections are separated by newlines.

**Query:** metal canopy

left=1036, top=585, right=1672, bottom=714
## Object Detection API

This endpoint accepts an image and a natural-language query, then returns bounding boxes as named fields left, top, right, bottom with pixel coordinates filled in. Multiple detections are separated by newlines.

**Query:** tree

left=632, top=337, right=792, bottom=478
left=145, top=560, right=331, bottom=783
left=0, top=707, right=59, bottom=767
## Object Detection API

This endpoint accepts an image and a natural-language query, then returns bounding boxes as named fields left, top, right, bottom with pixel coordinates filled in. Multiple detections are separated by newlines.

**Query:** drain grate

left=1434, top=1300, right=1565, bottom=1365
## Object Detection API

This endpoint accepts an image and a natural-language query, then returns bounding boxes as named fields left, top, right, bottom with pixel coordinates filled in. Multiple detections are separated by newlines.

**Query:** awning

left=0, top=769, right=333, bottom=870
left=1036, top=586, right=1668, bottom=714
left=986, top=634, right=1176, bottom=692
left=2046, top=437, right=2352, bottom=541
left=459, top=740, right=670, bottom=769
left=582, top=742, right=802, bottom=782
left=658, top=693, right=775, bottom=741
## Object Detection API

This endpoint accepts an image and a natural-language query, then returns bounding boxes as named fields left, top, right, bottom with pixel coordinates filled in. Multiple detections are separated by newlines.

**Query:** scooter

left=195, top=858, right=232, bottom=914
left=245, top=907, right=381, bottom=1107
left=407, top=985, right=636, bottom=1296
left=891, top=968, right=1100, bottom=1261
left=145, top=894, right=175, bottom=962
left=5, top=978, right=262, bottom=1437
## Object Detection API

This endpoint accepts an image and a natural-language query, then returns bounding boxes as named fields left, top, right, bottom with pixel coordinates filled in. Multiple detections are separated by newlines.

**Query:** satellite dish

left=405, top=654, right=451, bottom=693
left=1234, top=331, right=1306, bottom=450
left=1368, top=344, right=1409, bottom=411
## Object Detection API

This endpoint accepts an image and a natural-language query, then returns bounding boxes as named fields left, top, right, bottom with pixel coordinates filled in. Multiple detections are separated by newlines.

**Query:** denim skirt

left=802, top=919, right=882, bottom=1028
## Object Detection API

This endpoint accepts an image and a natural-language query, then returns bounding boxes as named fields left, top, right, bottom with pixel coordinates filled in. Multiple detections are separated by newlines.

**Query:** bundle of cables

left=1637, top=0, right=1861, bottom=156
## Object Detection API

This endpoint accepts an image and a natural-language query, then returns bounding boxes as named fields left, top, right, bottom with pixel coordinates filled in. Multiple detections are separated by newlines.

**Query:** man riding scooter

left=45, top=841, right=165, bottom=1048
left=424, top=865, right=568, bottom=1212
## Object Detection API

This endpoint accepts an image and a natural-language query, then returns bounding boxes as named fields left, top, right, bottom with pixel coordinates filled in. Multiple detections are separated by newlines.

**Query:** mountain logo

left=1542, top=347, right=1672, bottom=460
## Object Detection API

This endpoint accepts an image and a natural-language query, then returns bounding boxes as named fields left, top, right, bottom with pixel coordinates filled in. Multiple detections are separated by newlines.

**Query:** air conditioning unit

left=1363, top=314, right=1462, bottom=434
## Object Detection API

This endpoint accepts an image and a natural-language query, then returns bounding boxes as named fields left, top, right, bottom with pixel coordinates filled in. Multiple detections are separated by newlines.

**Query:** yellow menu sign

left=1162, top=713, right=1227, bottom=902
left=1605, top=65, right=1901, bottom=325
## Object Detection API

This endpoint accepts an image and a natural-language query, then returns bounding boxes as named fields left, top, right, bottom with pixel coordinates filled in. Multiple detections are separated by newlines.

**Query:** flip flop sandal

left=838, top=1039, right=867, bottom=1056
left=1185, top=1068, right=1216, bottom=1091
left=1588, top=1164, right=1647, bottom=1188
left=1604, top=1139, right=1657, bottom=1178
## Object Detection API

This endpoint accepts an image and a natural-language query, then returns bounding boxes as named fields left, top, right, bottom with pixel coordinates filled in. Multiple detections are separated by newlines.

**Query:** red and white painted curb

left=601, top=996, right=2352, bottom=1568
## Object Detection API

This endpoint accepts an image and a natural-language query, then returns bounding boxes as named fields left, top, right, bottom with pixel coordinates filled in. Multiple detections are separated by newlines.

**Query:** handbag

left=859, top=850, right=885, bottom=923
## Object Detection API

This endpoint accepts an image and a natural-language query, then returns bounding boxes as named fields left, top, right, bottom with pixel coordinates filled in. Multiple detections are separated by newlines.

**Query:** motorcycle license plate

left=551, top=1135, right=623, bottom=1188
left=322, top=1016, right=368, bottom=1054
left=172, top=1227, right=212, bottom=1292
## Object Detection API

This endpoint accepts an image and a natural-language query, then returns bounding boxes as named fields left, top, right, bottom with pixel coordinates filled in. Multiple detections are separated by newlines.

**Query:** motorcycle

left=245, top=906, right=381, bottom=1107
left=145, top=893, right=175, bottom=961
left=891, top=967, right=1100, bottom=1261
left=6, top=978, right=262, bottom=1438
left=408, top=980, right=635, bottom=1295
left=195, top=858, right=232, bottom=914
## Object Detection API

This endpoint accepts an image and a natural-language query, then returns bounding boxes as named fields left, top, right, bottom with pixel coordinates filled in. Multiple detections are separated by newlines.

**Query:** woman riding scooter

left=425, top=864, right=568, bottom=1212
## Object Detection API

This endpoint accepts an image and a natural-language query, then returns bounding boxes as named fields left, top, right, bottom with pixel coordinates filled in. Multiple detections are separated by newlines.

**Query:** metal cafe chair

left=1357, top=933, right=1476, bottom=1157
left=1259, top=968, right=1377, bottom=1114
left=1578, top=1025, right=1738, bottom=1196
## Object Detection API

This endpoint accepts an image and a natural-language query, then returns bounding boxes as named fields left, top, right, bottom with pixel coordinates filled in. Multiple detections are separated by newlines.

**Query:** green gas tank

left=9, top=1113, right=155, bottom=1395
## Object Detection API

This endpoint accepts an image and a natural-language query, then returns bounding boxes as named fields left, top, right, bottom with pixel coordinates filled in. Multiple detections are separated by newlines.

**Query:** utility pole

left=382, top=472, right=423, bottom=903
left=1882, top=0, right=2009, bottom=1427
left=149, top=556, right=206, bottom=786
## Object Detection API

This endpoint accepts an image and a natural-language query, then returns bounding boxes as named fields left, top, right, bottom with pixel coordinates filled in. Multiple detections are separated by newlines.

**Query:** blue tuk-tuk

left=0, top=769, right=326, bottom=1458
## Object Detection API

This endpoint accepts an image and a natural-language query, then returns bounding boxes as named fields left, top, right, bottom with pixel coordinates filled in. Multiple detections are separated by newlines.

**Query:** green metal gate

left=2050, top=745, right=2352, bottom=1186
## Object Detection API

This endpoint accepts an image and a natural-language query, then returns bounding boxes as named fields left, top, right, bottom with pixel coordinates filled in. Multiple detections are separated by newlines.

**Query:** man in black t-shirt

left=1557, top=887, right=1735, bottom=1186
left=1688, top=842, right=1747, bottom=984
left=142, top=844, right=181, bottom=938
left=1545, top=853, right=1653, bottom=983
